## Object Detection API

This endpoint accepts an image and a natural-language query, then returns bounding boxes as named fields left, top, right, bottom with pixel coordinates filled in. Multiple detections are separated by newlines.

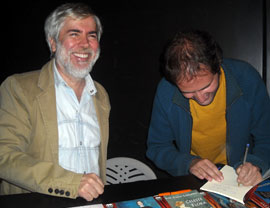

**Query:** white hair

left=44, top=3, right=103, bottom=55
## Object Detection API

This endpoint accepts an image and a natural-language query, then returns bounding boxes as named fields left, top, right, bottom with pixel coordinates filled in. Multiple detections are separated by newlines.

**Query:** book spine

left=154, top=195, right=171, bottom=208
left=202, top=192, right=222, bottom=208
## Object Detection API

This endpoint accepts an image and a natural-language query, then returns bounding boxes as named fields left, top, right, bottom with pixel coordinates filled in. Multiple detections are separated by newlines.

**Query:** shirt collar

left=53, top=60, right=97, bottom=95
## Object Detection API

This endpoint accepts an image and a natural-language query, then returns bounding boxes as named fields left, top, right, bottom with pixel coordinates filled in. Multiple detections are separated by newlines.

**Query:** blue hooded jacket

left=147, top=59, right=270, bottom=176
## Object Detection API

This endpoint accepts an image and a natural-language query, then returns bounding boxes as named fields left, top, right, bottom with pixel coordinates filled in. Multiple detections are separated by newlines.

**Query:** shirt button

left=60, top=190, right=64, bottom=195
left=48, top=188, right=53, bottom=193
left=65, top=191, right=70, bottom=196
left=55, top=189, right=59, bottom=194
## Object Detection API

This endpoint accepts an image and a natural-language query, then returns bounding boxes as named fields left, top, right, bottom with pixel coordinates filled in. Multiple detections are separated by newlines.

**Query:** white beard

left=55, top=41, right=100, bottom=79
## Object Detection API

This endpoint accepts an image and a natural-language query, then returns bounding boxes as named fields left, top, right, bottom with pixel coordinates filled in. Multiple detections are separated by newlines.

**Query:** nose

left=194, top=91, right=209, bottom=104
left=79, top=35, right=90, bottom=48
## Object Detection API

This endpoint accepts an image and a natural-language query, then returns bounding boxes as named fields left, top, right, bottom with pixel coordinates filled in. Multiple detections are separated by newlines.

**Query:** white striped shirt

left=54, top=62, right=100, bottom=175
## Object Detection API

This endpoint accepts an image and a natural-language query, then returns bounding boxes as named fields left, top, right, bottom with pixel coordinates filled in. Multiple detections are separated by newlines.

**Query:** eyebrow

left=67, top=29, right=97, bottom=35
left=181, top=79, right=213, bottom=94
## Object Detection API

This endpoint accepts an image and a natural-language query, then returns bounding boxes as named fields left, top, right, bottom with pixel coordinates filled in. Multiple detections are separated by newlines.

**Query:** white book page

left=200, top=165, right=252, bottom=204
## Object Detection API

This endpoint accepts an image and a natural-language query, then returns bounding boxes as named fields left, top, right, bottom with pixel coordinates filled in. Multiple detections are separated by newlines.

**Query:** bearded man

left=0, top=3, right=110, bottom=201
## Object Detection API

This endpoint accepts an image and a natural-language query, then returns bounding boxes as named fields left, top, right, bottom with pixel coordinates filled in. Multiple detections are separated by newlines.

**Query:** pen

left=238, top=143, right=249, bottom=186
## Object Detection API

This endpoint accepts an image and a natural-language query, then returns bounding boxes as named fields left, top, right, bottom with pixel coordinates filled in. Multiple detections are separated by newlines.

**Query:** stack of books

left=72, top=165, right=269, bottom=208
left=102, top=189, right=216, bottom=208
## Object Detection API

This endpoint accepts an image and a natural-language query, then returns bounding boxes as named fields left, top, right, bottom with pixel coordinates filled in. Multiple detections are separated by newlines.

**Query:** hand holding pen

left=236, top=144, right=262, bottom=186
left=238, top=144, right=249, bottom=186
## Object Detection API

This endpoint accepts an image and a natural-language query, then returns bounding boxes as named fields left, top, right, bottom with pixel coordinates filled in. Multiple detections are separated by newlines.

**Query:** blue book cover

left=253, top=178, right=270, bottom=204
left=115, top=196, right=162, bottom=208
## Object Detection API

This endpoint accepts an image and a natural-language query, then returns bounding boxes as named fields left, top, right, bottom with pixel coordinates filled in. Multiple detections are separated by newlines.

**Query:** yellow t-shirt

left=190, top=68, right=227, bottom=164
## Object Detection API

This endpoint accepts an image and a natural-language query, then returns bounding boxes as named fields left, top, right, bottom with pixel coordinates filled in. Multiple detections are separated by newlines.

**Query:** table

left=0, top=175, right=205, bottom=208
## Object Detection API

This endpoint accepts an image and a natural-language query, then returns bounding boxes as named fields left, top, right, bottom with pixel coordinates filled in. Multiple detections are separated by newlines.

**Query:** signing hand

left=236, top=162, right=262, bottom=186
left=78, top=173, right=104, bottom=201
left=189, top=158, right=224, bottom=182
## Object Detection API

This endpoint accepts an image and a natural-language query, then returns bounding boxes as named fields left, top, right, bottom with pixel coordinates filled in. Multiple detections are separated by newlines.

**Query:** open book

left=200, top=165, right=253, bottom=204
left=200, top=164, right=270, bottom=207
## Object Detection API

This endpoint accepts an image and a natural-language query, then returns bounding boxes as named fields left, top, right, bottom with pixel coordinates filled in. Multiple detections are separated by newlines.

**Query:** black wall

left=3, top=0, right=269, bottom=178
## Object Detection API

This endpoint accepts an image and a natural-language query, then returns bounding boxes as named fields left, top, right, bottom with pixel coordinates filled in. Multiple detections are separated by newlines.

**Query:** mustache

left=70, top=48, right=95, bottom=55
left=56, top=40, right=95, bottom=57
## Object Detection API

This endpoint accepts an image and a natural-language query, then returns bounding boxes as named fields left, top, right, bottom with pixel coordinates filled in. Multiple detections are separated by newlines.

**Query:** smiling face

left=50, top=16, right=100, bottom=80
left=177, top=68, right=219, bottom=106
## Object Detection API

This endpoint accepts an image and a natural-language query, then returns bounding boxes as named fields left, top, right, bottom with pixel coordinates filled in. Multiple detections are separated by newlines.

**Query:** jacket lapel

left=35, top=60, right=110, bottom=177
left=36, top=60, right=59, bottom=162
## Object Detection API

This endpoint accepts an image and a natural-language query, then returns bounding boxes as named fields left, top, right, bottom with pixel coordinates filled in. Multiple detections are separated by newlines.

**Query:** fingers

left=236, top=162, right=262, bottom=186
left=189, top=158, right=224, bottom=182
left=78, top=173, right=104, bottom=201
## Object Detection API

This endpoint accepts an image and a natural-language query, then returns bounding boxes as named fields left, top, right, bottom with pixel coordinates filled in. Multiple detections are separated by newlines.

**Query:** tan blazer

left=0, top=60, right=110, bottom=198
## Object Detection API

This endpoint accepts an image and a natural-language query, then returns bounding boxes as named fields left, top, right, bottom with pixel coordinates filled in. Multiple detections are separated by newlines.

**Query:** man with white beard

left=0, top=3, right=110, bottom=201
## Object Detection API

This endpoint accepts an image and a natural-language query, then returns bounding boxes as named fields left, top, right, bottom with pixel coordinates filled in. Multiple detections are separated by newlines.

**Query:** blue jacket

left=147, top=59, right=270, bottom=176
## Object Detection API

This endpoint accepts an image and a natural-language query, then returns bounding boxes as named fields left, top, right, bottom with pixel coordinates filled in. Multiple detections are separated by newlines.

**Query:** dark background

left=3, top=0, right=269, bottom=178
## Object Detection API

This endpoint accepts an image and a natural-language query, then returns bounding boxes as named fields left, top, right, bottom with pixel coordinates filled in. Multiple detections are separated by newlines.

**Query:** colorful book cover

left=163, top=190, right=213, bottom=208
left=114, top=196, right=162, bottom=208
left=244, top=178, right=270, bottom=208
left=207, top=192, right=247, bottom=208
left=103, top=203, right=117, bottom=208
left=154, top=195, right=172, bottom=208
left=69, top=204, right=105, bottom=208
left=201, top=192, right=222, bottom=208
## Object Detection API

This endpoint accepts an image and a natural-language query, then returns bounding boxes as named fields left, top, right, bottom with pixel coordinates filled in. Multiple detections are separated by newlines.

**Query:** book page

left=200, top=165, right=252, bottom=204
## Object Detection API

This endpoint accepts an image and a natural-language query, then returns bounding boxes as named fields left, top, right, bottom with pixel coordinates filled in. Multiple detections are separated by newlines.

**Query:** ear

left=49, top=38, right=57, bottom=53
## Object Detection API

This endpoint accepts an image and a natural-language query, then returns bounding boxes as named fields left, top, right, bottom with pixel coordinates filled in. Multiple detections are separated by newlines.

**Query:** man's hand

left=78, top=173, right=104, bottom=201
left=189, top=158, right=224, bottom=182
left=236, top=162, right=262, bottom=186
